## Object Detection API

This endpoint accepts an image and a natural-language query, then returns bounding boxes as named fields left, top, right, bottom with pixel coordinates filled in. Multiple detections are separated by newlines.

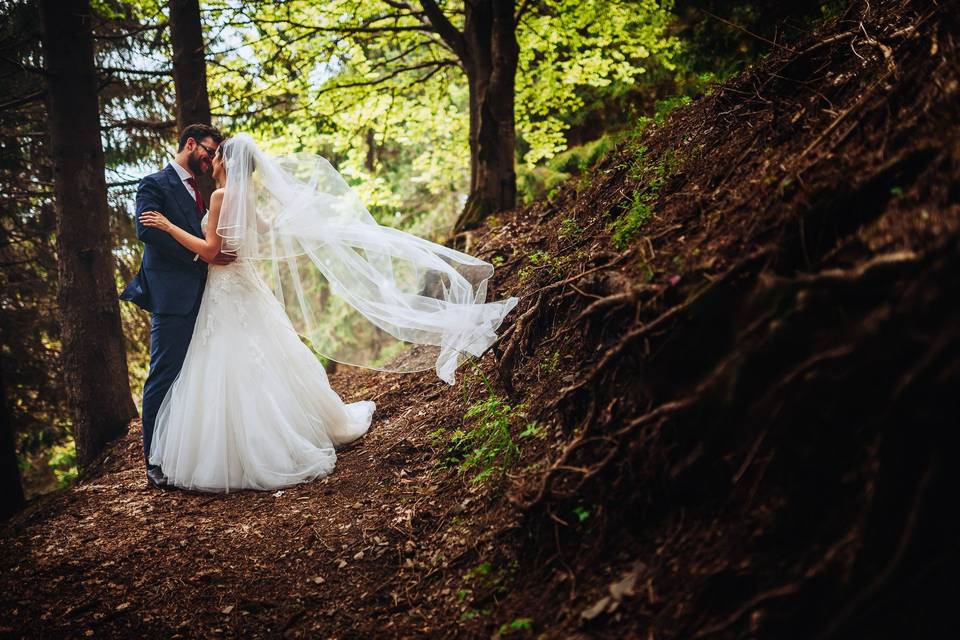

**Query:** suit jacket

left=120, top=164, right=208, bottom=315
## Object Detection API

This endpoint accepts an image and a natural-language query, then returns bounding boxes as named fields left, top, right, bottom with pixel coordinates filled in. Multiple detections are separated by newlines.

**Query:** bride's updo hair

left=216, top=136, right=256, bottom=178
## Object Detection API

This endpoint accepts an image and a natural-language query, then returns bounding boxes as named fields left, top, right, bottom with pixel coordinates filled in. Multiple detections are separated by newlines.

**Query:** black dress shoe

left=146, top=465, right=173, bottom=490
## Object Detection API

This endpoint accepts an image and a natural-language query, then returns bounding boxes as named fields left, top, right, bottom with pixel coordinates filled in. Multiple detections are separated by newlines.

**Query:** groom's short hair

left=178, top=123, right=223, bottom=151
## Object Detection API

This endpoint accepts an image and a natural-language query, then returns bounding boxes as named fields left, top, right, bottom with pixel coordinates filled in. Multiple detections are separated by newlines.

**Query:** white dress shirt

left=170, top=159, right=198, bottom=201
left=168, top=160, right=203, bottom=261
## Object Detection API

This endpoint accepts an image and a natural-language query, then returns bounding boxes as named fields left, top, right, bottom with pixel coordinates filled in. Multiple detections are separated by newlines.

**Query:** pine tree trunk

left=169, top=0, right=210, bottom=130
left=0, top=355, right=25, bottom=520
left=169, top=0, right=215, bottom=200
left=454, top=0, right=519, bottom=232
left=39, top=0, right=137, bottom=468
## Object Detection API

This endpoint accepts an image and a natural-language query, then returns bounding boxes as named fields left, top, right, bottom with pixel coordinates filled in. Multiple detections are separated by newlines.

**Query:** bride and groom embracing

left=120, top=124, right=518, bottom=493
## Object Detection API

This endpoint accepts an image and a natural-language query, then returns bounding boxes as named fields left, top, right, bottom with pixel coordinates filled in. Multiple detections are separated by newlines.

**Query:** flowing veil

left=215, top=133, right=518, bottom=384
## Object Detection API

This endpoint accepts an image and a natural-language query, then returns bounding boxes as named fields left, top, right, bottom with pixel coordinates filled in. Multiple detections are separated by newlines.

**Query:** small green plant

left=539, top=350, right=561, bottom=375
left=457, top=559, right=515, bottom=619
left=519, top=250, right=565, bottom=282
left=609, top=147, right=683, bottom=249
left=653, top=94, right=693, bottom=125
left=498, top=618, right=534, bottom=635
left=460, top=608, right=490, bottom=622
left=439, top=370, right=524, bottom=485
left=573, top=505, right=591, bottom=522
left=427, top=426, right=448, bottom=447
left=610, top=197, right=654, bottom=250
left=491, top=255, right=505, bottom=266
left=558, top=217, right=582, bottom=242
left=527, top=250, right=551, bottom=266
left=518, top=422, right=545, bottom=440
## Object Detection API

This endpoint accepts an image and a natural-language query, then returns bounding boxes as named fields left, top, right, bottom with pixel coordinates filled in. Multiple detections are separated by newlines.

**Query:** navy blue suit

left=120, top=164, right=208, bottom=462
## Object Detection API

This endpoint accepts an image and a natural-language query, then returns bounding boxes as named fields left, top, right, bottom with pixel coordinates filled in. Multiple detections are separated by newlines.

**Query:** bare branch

left=418, top=0, right=469, bottom=62
left=98, top=66, right=172, bottom=77
left=317, top=59, right=455, bottom=96
left=103, top=118, right=176, bottom=131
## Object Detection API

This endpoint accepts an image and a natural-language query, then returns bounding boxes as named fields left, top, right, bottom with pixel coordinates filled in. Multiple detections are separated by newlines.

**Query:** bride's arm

left=140, top=189, right=226, bottom=263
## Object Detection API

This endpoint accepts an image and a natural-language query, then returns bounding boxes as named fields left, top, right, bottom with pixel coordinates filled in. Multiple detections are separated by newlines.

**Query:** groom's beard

left=187, top=152, right=211, bottom=177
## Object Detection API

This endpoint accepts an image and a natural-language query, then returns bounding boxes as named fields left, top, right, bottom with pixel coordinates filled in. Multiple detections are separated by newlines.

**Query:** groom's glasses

left=197, top=142, right=218, bottom=158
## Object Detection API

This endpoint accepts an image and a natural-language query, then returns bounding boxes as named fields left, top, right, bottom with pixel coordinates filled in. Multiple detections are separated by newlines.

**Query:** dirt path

left=1, top=365, right=506, bottom=639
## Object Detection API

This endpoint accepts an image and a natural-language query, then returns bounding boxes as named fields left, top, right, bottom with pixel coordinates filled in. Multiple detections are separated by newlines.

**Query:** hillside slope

left=2, top=0, right=958, bottom=638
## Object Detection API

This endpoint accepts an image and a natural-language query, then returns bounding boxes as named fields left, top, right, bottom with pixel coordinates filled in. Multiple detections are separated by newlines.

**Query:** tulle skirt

left=148, top=259, right=374, bottom=492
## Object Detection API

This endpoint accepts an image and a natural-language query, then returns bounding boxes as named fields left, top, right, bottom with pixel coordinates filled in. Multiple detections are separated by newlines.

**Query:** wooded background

left=3, top=1, right=957, bottom=636
left=0, top=0, right=839, bottom=511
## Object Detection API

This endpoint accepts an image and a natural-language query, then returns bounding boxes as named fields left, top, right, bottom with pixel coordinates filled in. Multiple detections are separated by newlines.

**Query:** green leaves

left=516, top=0, right=679, bottom=166
left=204, top=0, right=679, bottom=231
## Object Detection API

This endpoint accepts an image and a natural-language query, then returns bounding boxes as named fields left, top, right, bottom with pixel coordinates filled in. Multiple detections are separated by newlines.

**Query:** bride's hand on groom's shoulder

left=139, top=210, right=172, bottom=232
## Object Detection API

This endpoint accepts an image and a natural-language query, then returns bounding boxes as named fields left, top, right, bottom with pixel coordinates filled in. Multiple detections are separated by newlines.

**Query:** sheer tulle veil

left=214, top=133, right=518, bottom=384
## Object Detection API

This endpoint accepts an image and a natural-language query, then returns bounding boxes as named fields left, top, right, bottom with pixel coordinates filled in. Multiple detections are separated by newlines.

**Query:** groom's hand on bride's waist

left=199, top=251, right=237, bottom=266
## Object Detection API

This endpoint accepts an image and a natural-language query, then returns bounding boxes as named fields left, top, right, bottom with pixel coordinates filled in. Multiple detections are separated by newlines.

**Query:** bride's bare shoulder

left=210, top=188, right=226, bottom=204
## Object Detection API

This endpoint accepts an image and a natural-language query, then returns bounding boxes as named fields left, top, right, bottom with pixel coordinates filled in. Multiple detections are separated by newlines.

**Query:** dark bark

left=39, top=0, right=137, bottom=468
left=169, top=0, right=210, bottom=130
left=0, top=354, right=26, bottom=520
left=420, top=0, right=519, bottom=232
left=169, top=0, right=214, bottom=199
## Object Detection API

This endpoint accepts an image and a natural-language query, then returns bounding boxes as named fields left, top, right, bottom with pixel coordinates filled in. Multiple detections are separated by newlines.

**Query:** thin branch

left=0, top=90, right=45, bottom=112
left=418, top=0, right=469, bottom=62
left=316, top=60, right=455, bottom=96
left=98, top=66, right=172, bottom=77
left=102, top=118, right=176, bottom=131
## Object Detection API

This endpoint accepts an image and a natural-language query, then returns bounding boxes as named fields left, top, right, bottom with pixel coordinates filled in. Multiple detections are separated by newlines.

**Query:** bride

left=139, top=133, right=517, bottom=492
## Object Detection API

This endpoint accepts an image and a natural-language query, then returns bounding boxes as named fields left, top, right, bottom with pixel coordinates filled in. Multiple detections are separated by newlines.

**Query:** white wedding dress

left=147, top=133, right=517, bottom=492
left=148, top=252, right=375, bottom=493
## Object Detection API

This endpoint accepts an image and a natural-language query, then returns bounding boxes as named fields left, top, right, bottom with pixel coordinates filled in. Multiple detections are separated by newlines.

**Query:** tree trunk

left=421, top=0, right=518, bottom=233
left=169, top=0, right=215, bottom=200
left=455, top=0, right=518, bottom=232
left=40, top=0, right=137, bottom=468
left=169, top=0, right=210, bottom=130
left=0, top=354, right=25, bottom=520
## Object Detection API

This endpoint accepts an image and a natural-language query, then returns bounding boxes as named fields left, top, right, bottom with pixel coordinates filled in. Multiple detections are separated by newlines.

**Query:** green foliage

left=48, top=438, right=78, bottom=489
left=609, top=146, right=684, bottom=249
left=539, top=351, right=561, bottom=375
left=204, top=0, right=679, bottom=229
left=517, top=165, right=573, bottom=206
left=559, top=217, right=583, bottom=242
left=653, top=94, right=693, bottom=125
left=516, top=0, right=679, bottom=166
left=573, top=505, right=591, bottom=522
left=610, top=197, right=655, bottom=250
left=517, top=133, right=623, bottom=204
left=545, top=134, right=620, bottom=175
left=519, top=250, right=567, bottom=283
left=518, top=422, right=546, bottom=440
left=458, top=559, right=517, bottom=622
left=498, top=617, right=534, bottom=635
left=432, top=371, right=531, bottom=485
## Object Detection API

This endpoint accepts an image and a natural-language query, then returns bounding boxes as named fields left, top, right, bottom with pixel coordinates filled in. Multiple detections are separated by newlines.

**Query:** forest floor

left=3, top=0, right=959, bottom=638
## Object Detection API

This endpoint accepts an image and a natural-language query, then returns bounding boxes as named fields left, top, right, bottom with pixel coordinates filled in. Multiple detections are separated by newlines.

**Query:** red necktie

left=185, top=177, right=205, bottom=217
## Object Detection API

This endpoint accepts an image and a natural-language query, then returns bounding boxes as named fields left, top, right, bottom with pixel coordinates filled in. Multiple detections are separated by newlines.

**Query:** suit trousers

left=141, top=292, right=202, bottom=464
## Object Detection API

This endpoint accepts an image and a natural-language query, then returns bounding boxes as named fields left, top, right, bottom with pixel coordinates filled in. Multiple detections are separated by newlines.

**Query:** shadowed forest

left=2, top=0, right=958, bottom=638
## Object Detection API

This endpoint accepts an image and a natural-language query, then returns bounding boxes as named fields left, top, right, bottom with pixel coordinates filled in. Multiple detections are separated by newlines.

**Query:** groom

left=120, top=124, right=234, bottom=489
